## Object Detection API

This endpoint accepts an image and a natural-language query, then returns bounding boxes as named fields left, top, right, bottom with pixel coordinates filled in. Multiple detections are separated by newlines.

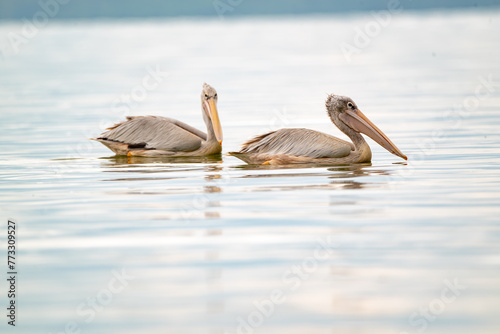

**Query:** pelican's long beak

left=204, top=99, right=223, bottom=145
left=341, top=109, right=407, bottom=160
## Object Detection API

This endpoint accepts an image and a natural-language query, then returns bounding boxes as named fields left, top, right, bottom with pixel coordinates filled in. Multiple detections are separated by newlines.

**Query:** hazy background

left=1, top=1, right=500, bottom=334
left=1, top=0, right=500, bottom=20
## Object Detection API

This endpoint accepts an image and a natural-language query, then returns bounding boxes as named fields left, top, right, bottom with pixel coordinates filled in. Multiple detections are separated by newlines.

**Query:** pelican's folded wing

left=239, top=128, right=354, bottom=158
left=97, top=116, right=206, bottom=152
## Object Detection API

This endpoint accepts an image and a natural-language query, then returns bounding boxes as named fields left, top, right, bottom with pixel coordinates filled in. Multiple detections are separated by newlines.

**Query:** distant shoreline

left=1, top=0, right=499, bottom=21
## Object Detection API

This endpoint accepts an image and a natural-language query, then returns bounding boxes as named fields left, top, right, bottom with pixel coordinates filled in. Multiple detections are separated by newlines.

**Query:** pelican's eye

left=347, top=102, right=355, bottom=109
left=205, top=94, right=209, bottom=99
left=214, top=93, right=217, bottom=98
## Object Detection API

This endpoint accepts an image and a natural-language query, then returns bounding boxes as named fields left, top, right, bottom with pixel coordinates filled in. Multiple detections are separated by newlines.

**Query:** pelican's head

left=326, top=94, right=407, bottom=160
left=201, top=83, right=223, bottom=145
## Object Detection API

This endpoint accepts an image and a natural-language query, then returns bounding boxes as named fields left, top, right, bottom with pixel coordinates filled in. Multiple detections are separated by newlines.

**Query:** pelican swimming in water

left=94, top=83, right=223, bottom=157
left=231, top=94, right=407, bottom=165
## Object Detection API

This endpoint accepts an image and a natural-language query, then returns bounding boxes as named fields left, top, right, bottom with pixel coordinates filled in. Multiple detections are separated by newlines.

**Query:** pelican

left=231, top=94, right=407, bottom=165
left=94, top=83, right=223, bottom=157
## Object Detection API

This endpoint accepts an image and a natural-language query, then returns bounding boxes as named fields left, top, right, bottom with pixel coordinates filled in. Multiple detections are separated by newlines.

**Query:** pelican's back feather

left=97, top=116, right=206, bottom=152
left=239, top=128, right=353, bottom=159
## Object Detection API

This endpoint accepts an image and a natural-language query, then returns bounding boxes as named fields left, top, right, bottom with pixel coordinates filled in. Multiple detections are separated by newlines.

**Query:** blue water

left=1, top=9, right=500, bottom=334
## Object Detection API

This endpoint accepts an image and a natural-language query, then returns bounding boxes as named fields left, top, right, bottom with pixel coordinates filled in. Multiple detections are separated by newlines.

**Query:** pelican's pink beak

left=340, top=109, right=407, bottom=160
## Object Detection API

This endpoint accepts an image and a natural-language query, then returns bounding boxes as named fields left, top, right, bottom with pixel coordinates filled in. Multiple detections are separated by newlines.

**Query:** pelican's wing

left=97, top=116, right=206, bottom=152
left=239, top=128, right=354, bottom=158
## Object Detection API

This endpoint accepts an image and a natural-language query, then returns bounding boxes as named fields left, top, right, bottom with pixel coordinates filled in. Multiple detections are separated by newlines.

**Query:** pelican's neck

left=196, top=106, right=221, bottom=155
left=343, top=126, right=372, bottom=163
left=201, top=105, right=221, bottom=156
left=201, top=105, right=216, bottom=143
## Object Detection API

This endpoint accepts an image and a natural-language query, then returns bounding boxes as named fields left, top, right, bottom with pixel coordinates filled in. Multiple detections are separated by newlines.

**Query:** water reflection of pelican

left=232, top=164, right=393, bottom=191
left=232, top=94, right=406, bottom=165
left=101, top=154, right=223, bottom=166
left=326, top=165, right=391, bottom=179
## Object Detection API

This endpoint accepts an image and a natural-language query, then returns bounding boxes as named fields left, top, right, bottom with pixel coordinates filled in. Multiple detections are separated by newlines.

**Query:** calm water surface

left=1, top=9, right=500, bottom=334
